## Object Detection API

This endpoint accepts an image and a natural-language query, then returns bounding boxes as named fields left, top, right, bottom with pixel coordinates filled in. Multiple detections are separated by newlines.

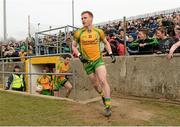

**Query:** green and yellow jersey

left=37, top=75, right=51, bottom=90
left=56, top=62, right=70, bottom=81
left=74, top=27, right=105, bottom=61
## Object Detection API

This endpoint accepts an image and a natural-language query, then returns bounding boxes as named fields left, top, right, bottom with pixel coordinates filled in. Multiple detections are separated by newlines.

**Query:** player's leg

left=88, top=73, right=106, bottom=105
left=95, top=65, right=112, bottom=117
left=95, top=65, right=110, bottom=98
left=88, top=73, right=103, bottom=94
left=64, top=81, right=72, bottom=98
left=84, top=62, right=104, bottom=95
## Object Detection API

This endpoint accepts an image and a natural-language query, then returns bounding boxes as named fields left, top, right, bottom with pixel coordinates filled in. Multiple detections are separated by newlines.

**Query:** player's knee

left=99, top=78, right=107, bottom=85
left=90, top=79, right=98, bottom=85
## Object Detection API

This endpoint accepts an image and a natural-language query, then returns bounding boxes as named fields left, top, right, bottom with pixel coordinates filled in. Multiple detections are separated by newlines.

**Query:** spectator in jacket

left=130, top=29, right=159, bottom=54
left=5, top=65, right=26, bottom=92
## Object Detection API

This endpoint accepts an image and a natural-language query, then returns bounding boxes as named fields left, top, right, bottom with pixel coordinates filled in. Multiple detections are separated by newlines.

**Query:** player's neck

left=84, top=25, right=93, bottom=32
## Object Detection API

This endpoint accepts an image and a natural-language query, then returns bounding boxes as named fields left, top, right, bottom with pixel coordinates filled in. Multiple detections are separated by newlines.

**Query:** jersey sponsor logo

left=81, top=39, right=98, bottom=45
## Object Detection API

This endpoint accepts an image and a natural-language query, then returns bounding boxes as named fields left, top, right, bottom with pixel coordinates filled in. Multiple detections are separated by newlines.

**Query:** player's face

left=64, top=57, right=70, bottom=64
left=81, top=13, right=93, bottom=27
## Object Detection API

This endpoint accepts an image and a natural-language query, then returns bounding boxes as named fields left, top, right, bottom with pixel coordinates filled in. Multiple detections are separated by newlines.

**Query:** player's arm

left=103, top=38, right=112, bottom=55
left=67, top=31, right=88, bottom=63
left=72, top=40, right=88, bottom=63
left=167, top=41, right=180, bottom=59
left=72, top=40, right=80, bottom=56
left=55, top=64, right=60, bottom=77
left=100, top=29, right=116, bottom=63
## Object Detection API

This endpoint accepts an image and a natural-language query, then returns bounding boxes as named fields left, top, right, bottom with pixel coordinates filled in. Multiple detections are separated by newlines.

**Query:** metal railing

left=0, top=53, right=77, bottom=99
left=35, top=25, right=78, bottom=56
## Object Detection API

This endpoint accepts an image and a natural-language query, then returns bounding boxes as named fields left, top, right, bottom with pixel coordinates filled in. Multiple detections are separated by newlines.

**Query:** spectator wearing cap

left=5, top=65, right=26, bottom=91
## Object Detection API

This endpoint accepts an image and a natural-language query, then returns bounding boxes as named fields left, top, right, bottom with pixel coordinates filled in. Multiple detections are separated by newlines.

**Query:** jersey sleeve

left=73, top=30, right=80, bottom=43
left=99, top=29, right=105, bottom=41
left=56, top=63, right=63, bottom=72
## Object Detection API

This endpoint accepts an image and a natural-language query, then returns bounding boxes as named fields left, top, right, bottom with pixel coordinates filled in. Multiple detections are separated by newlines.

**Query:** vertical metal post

left=28, top=15, right=31, bottom=38
left=35, top=33, right=39, bottom=55
left=3, top=0, right=7, bottom=41
left=2, top=59, right=5, bottom=89
left=1, top=41, right=3, bottom=59
left=27, top=15, right=30, bottom=56
left=72, top=0, right=74, bottom=31
left=29, top=58, right=32, bottom=94
left=56, top=35, right=59, bottom=54
left=38, top=23, right=40, bottom=33
left=123, top=16, right=127, bottom=95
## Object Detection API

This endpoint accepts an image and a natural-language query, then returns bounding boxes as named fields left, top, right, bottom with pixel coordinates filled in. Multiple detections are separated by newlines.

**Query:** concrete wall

left=73, top=54, right=180, bottom=101
left=0, top=55, right=179, bottom=101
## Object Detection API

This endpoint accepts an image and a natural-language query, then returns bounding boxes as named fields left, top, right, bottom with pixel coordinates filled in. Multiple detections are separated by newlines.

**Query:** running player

left=70, top=11, right=116, bottom=117
left=53, top=54, right=73, bottom=98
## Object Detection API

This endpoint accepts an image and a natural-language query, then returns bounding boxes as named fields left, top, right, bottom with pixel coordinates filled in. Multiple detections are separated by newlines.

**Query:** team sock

left=104, top=98, right=111, bottom=109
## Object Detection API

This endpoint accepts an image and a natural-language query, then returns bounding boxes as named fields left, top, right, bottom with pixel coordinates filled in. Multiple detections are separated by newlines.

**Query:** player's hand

left=109, top=54, right=116, bottom=63
left=79, top=55, right=88, bottom=63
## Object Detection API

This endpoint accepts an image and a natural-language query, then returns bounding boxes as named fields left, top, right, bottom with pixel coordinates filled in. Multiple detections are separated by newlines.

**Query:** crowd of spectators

left=1, top=37, right=35, bottom=62
left=1, top=11, right=180, bottom=60
left=98, top=11, right=180, bottom=55
left=37, top=30, right=72, bottom=55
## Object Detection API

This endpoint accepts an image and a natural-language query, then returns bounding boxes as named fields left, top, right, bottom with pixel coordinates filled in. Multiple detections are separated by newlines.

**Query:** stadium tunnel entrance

left=0, top=53, right=76, bottom=100
left=25, top=55, right=75, bottom=98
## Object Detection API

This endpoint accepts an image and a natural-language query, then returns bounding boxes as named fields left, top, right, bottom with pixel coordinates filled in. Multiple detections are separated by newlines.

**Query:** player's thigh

left=95, top=65, right=107, bottom=82
left=88, top=72, right=99, bottom=84
left=64, top=81, right=72, bottom=90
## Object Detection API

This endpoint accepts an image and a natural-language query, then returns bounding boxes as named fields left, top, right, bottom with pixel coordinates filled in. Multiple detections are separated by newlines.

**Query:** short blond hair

left=81, top=11, right=93, bottom=18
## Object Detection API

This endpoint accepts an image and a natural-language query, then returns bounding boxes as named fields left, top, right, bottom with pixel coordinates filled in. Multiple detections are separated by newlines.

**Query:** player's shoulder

left=93, top=27, right=104, bottom=34
left=93, top=27, right=103, bottom=32
left=74, top=27, right=86, bottom=36
left=59, top=62, right=65, bottom=67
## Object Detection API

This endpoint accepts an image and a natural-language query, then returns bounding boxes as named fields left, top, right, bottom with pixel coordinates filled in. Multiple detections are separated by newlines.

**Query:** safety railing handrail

left=0, top=53, right=74, bottom=60
left=36, top=25, right=78, bottom=34
left=0, top=53, right=77, bottom=99
left=0, top=72, right=73, bottom=76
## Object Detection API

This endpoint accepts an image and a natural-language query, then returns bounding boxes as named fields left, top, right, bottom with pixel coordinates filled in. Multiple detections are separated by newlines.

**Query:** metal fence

left=35, top=25, right=78, bottom=56
left=0, top=53, right=77, bottom=99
